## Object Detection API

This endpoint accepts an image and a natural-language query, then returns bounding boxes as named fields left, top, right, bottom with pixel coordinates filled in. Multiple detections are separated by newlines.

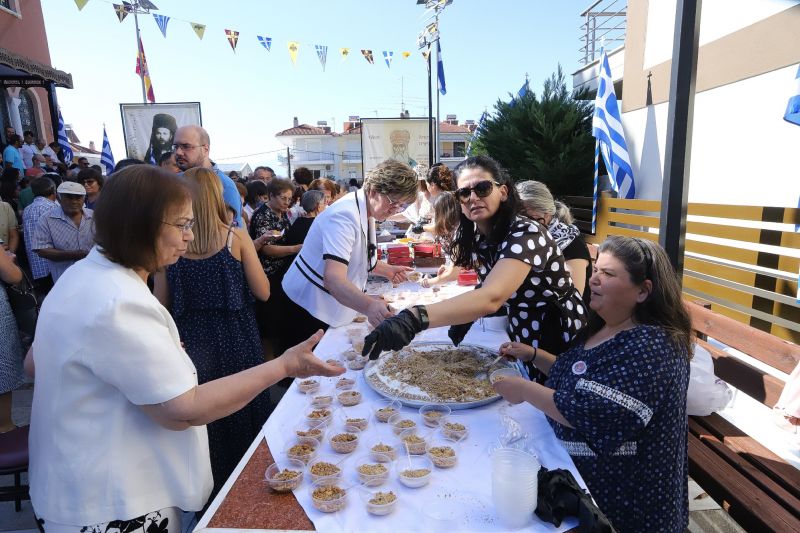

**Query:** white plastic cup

left=491, top=448, right=540, bottom=529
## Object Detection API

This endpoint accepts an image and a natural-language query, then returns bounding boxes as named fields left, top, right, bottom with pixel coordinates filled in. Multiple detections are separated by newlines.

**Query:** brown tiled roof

left=70, top=142, right=100, bottom=155
left=275, top=124, right=328, bottom=136
left=439, top=122, right=471, bottom=133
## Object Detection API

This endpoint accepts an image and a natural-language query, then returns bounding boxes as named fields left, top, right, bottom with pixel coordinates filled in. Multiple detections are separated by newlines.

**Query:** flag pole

left=133, top=3, right=147, bottom=104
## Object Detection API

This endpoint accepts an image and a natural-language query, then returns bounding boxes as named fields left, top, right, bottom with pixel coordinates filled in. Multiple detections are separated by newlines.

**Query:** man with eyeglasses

left=31, top=181, right=95, bottom=283
left=173, top=125, right=243, bottom=227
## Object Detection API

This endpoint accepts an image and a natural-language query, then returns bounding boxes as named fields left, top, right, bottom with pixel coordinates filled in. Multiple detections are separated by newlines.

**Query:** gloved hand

left=410, top=223, right=424, bottom=234
left=362, top=309, right=423, bottom=360
left=448, top=322, right=473, bottom=347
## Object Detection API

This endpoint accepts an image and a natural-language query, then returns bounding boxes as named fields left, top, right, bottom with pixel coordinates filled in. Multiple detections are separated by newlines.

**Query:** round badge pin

left=572, top=361, right=587, bottom=375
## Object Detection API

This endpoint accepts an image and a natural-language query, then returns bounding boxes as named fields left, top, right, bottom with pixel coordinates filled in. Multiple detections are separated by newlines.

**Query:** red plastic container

left=457, top=269, right=479, bottom=286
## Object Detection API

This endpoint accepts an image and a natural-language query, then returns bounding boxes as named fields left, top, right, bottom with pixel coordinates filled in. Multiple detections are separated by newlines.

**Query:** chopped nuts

left=311, top=485, right=347, bottom=513
left=444, top=422, right=465, bottom=431
left=357, top=463, right=388, bottom=476
left=401, top=468, right=431, bottom=478
left=369, top=491, right=397, bottom=505
left=375, top=406, right=397, bottom=422
left=288, top=443, right=315, bottom=456
left=308, top=409, right=331, bottom=419
left=296, top=428, right=323, bottom=440
left=298, top=379, right=320, bottom=393
left=331, top=433, right=358, bottom=442
left=338, top=390, right=362, bottom=406
left=310, top=462, right=341, bottom=477
left=345, top=417, right=368, bottom=431
left=274, top=469, right=301, bottom=481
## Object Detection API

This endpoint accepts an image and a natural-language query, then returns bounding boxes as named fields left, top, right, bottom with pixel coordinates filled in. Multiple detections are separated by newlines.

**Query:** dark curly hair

left=449, top=156, right=521, bottom=269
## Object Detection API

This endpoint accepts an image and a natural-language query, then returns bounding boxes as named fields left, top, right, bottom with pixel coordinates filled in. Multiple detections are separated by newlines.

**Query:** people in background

left=76, top=167, right=103, bottom=210
left=0, top=248, right=23, bottom=433
left=420, top=191, right=462, bottom=287
left=154, top=167, right=271, bottom=500
left=243, top=180, right=268, bottom=221
left=27, top=165, right=343, bottom=532
left=2, top=134, right=24, bottom=173
left=494, top=236, right=692, bottom=533
left=309, top=177, right=337, bottom=206
left=252, top=166, right=275, bottom=184
left=517, top=180, right=592, bottom=303
left=284, top=190, right=326, bottom=248
left=31, top=181, right=95, bottom=283
left=22, top=176, right=57, bottom=295
left=0, top=194, right=18, bottom=254
left=292, top=167, right=313, bottom=191
left=158, top=151, right=181, bottom=174
left=235, top=181, right=249, bottom=227
left=20, top=131, right=38, bottom=170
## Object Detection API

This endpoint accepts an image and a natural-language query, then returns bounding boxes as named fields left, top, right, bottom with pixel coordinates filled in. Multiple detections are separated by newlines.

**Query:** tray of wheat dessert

left=363, top=342, right=510, bottom=409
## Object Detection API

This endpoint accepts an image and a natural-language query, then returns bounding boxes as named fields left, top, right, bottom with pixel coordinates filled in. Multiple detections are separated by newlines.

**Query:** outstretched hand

left=279, top=330, right=346, bottom=379
left=362, top=309, right=422, bottom=360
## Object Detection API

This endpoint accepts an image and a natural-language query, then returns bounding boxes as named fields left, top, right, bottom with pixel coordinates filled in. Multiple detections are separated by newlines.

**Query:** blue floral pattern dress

left=546, top=325, right=690, bottom=532
left=166, top=245, right=270, bottom=499
left=0, top=284, right=23, bottom=395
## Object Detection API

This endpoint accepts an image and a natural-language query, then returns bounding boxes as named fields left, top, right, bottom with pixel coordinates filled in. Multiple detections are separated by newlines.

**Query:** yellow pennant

left=422, top=50, right=430, bottom=61
left=288, top=41, right=300, bottom=66
left=402, top=51, right=411, bottom=59
left=74, top=0, right=89, bottom=10
left=340, top=48, right=350, bottom=62
left=191, top=22, right=205, bottom=40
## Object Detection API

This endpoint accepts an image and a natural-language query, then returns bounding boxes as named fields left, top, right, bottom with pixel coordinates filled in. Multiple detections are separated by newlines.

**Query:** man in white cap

left=31, top=181, right=95, bottom=283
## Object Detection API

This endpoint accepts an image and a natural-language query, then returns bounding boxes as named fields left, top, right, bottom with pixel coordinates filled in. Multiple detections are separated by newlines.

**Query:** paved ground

left=1, top=384, right=744, bottom=533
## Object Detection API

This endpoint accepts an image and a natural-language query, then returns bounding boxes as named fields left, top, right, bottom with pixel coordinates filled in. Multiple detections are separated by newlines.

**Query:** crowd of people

left=1, top=120, right=698, bottom=532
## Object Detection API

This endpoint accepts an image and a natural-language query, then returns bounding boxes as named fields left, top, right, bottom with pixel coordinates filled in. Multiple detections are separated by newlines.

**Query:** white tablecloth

left=261, top=282, right=585, bottom=532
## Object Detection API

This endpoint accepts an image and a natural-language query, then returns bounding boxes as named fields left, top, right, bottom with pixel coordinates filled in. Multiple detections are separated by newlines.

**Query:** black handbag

left=4, top=270, right=39, bottom=348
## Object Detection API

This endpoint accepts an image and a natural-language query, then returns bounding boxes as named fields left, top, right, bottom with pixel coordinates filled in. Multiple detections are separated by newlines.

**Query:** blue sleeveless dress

left=166, top=245, right=270, bottom=498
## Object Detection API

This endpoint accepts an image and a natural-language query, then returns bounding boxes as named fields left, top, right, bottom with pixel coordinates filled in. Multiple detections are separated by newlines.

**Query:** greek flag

left=467, top=111, right=487, bottom=155
left=57, top=110, right=74, bottom=163
left=257, top=35, right=272, bottom=51
left=315, top=44, right=328, bottom=71
left=153, top=14, right=169, bottom=38
left=592, top=49, right=636, bottom=199
left=436, top=40, right=446, bottom=95
left=100, top=126, right=115, bottom=176
left=784, top=65, right=800, bottom=300
left=509, top=79, right=529, bottom=107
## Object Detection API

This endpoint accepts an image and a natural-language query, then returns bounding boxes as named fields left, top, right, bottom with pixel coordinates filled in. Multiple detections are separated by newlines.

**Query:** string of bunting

left=74, top=0, right=427, bottom=69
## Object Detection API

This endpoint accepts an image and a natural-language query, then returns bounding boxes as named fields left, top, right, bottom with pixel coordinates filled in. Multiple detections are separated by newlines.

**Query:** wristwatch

left=412, top=305, right=430, bottom=330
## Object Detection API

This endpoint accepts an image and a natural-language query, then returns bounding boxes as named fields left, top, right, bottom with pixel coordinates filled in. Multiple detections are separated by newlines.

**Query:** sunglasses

left=455, top=180, right=500, bottom=203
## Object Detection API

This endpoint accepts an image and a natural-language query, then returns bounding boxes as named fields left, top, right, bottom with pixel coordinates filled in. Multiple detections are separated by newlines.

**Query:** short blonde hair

left=363, top=159, right=418, bottom=203
left=184, top=167, right=229, bottom=255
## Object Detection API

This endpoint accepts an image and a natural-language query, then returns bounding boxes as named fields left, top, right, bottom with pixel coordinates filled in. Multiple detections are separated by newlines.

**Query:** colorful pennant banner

left=153, top=14, right=170, bottom=38
left=361, top=49, right=374, bottom=65
left=113, top=3, right=129, bottom=22
left=288, top=41, right=300, bottom=66
left=258, top=36, right=272, bottom=51
left=422, top=50, right=430, bottom=61
left=402, top=51, right=411, bottom=59
left=225, top=29, right=239, bottom=52
left=340, top=48, right=350, bottom=62
left=383, top=50, right=393, bottom=69
left=191, top=22, right=206, bottom=40
left=135, top=36, right=155, bottom=103
left=74, top=0, right=89, bottom=10
left=315, top=45, right=328, bottom=71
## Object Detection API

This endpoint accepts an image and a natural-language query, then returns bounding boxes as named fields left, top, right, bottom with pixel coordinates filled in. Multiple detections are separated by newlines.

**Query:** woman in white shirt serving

left=26, top=166, right=343, bottom=532
left=280, top=159, right=418, bottom=353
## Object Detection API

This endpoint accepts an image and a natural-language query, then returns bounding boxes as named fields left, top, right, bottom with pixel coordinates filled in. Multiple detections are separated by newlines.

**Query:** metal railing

left=579, top=0, right=627, bottom=65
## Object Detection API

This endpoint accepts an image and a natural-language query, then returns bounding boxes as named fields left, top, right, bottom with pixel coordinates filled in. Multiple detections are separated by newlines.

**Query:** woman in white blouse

left=25, top=166, right=343, bottom=532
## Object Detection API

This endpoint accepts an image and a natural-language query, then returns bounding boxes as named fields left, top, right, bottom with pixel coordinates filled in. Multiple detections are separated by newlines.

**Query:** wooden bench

left=685, top=300, right=800, bottom=532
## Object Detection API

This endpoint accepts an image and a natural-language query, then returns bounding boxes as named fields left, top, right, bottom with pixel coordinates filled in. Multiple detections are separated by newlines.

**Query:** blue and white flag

left=153, top=13, right=169, bottom=38
left=57, top=110, right=74, bottom=163
left=467, top=111, right=487, bottom=156
left=592, top=49, right=636, bottom=199
left=315, top=44, right=328, bottom=71
left=436, top=40, right=446, bottom=95
left=784, top=64, right=800, bottom=128
left=258, top=35, right=272, bottom=51
left=509, top=78, right=529, bottom=107
left=100, top=126, right=115, bottom=176
left=383, top=50, right=393, bottom=69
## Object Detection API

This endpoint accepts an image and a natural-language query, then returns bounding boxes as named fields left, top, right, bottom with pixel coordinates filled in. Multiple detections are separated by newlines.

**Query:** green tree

left=472, top=66, right=594, bottom=197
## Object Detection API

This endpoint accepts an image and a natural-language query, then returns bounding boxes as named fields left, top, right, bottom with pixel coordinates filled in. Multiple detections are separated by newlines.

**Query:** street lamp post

left=127, top=0, right=159, bottom=104
left=417, top=0, right=452, bottom=166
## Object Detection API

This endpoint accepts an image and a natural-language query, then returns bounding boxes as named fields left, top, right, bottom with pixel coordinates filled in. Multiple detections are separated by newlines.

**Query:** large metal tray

left=363, top=342, right=510, bottom=410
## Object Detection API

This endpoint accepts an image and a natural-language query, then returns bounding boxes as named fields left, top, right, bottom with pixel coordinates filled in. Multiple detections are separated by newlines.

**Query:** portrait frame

left=360, top=117, right=432, bottom=175
left=119, top=102, right=202, bottom=162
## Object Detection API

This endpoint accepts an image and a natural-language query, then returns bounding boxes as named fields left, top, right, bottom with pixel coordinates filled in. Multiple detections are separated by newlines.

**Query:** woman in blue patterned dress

left=0, top=249, right=23, bottom=433
left=154, top=167, right=271, bottom=500
left=494, top=236, right=692, bottom=532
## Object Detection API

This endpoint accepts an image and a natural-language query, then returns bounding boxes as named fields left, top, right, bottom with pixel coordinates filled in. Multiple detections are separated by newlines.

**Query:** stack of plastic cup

left=491, top=447, right=540, bottom=529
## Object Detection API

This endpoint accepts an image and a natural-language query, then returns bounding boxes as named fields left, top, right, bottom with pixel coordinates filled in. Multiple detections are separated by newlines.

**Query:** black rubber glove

left=362, top=309, right=423, bottom=360
left=447, top=321, right=473, bottom=347
left=410, top=223, right=424, bottom=234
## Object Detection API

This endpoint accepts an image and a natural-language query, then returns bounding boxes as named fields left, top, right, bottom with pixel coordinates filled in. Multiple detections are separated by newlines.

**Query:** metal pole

left=46, top=82, right=59, bottom=144
left=435, top=36, right=441, bottom=162
left=286, top=147, right=292, bottom=179
left=133, top=5, right=147, bottom=104
left=659, top=0, right=702, bottom=277
left=427, top=48, right=434, bottom=166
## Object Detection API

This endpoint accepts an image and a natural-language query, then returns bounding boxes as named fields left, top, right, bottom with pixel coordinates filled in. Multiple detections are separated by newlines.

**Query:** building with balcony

left=571, top=0, right=800, bottom=207
left=275, top=115, right=474, bottom=181
left=1, top=0, right=72, bottom=147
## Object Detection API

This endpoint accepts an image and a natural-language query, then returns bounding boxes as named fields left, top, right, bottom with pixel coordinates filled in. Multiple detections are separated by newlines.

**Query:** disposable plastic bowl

left=397, top=455, right=433, bottom=488
left=419, top=404, right=451, bottom=427
left=307, top=455, right=343, bottom=483
left=354, top=453, right=392, bottom=486
left=283, top=436, right=319, bottom=465
left=264, top=458, right=304, bottom=492
left=388, top=413, right=417, bottom=435
left=368, top=439, right=399, bottom=462
left=489, top=367, right=523, bottom=385
left=359, top=485, right=399, bottom=516
left=398, top=428, right=428, bottom=455
left=338, top=406, right=370, bottom=431
left=373, top=399, right=402, bottom=423
left=310, top=478, right=348, bottom=513
left=329, top=425, right=361, bottom=454
left=426, top=437, right=459, bottom=468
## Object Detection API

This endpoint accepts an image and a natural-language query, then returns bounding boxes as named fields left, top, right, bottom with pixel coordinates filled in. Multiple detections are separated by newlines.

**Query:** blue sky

left=42, top=0, right=588, bottom=173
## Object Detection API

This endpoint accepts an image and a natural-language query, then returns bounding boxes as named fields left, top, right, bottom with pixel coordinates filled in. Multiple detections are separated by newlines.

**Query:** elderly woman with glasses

left=280, top=160, right=418, bottom=353
left=362, top=155, right=587, bottom=366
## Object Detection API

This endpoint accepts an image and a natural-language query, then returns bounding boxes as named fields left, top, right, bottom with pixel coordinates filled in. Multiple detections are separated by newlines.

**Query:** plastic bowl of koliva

left=388, top=413, right=418, bottom=435
left=283, top=436, right=320, bottom=465
left=359, top=485, right=399, bottom=516
left=294, top=420, right=326, bottom=443
left=426, top=437, right=459, bottom=468
left=373, top=399, right=402, bottom=423
left=490, top=367, right=522, bottom=385
left=339, top=406, right=370, bottom=431
left=398, top=428, right=428, bottom=455
left=264, top=458, right=305, bottom=492
left=297, top=379, right=320, bottom=394
left=368, top=438, right=399, bottom=462
left=397, top=455, right=433, bottom=488
left=304, top=406, right=334, bottom=427
left=419, top=404, right=451, bottom=427
left=354, top=453, right=392, bottom=486
left=307, top=455, right=344, bottom=483
left=329, top=425, right=361, bottom=454
left=310, top=478, right=348, bottom=513
left=440, top=417, right=469, bottom=441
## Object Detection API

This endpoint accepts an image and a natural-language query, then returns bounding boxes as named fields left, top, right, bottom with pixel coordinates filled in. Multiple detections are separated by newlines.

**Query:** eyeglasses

left=455, top=180, right=500, bottom=203
left=171, top=143, right=205, bottom=152
left=383, top=193, right=409, bottom=212
left=163, top=218, right=196, bottom=233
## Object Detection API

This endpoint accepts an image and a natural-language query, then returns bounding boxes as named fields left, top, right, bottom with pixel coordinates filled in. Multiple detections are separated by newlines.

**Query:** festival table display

left=195, top=280, right=585, bottom=533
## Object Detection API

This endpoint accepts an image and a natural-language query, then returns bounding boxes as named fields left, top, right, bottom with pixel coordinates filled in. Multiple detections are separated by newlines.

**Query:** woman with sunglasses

left=362, top=155, right=586, bottom=362
left=279, top=160, right=418, bottom=354
left=494, top=236, right=692, bottom=532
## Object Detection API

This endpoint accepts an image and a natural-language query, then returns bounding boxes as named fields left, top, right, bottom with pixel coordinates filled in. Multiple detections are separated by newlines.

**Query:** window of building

left=17, top=89, right=39, bottom=140
left=453, top=142, right=466, bottom=157
left=0, top=94, right=11, bottom=144
left=0, top=0, right=20, bottom=15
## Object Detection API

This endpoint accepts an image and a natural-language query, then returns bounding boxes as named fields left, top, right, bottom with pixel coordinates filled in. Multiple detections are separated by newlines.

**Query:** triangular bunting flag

left=191, top=22, right=205, bottom=40
left=153, top=14, right=170, bottom=38
left=113, top=3, right=128, bottom=22
left=225, top=30, right=239, bottom=53
left=402, top=51, right=411, bottom=59
left=340, top=48, right=350, bottom=62
left=422, top=50, right=430, bottom=61
left=361, top=49, right=374, bottom=65
left=315, top=45, right=328, bottom=72
left=74, top=0, right=89, bottom=10
left=258, top=36, right=272, bottom=51
left=288, top=41, right=300, bottom=66
left=383, top=51, right=393, bottom=69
